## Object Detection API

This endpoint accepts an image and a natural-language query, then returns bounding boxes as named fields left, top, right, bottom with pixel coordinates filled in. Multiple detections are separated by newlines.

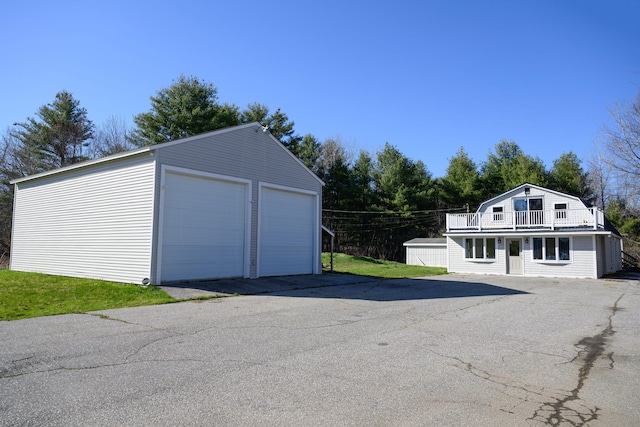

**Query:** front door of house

left=507, top=239, right=523, bottom=275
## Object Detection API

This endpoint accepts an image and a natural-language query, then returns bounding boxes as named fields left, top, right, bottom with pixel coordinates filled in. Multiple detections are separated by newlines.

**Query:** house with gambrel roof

left=444, top=183, right=622, bottom=279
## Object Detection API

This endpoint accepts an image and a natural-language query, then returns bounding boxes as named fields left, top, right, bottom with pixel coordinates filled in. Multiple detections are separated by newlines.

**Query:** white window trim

left=464, top=237, right=497, bottom=262
left=531, top=236, right=572, bottom=264
left=513, top=196, right=545, bottom=211
left=492, top=205, right=505, bottom=222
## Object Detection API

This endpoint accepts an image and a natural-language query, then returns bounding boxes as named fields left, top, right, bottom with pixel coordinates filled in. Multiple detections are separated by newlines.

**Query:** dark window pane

left=475, top=238, right=484, bottom=258
left=465, top=239, right=473, bottom=258
left=559, top=238, right=570, bottom=260
left=555, top=203, right=567, bottom=219
left=529, top=198, right=543, bottom=211
left=533, top=238, right=542, bottom=259
left=486, top=239, right=495, bottom=259
left=509, top=240, right=520, bottom=256
left=545, top=237, right=556, bottom=260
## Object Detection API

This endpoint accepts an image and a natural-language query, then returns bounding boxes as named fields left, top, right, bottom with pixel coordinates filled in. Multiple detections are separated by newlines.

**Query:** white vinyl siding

left=11, top=155, right=155, bottom=283
left=158, top=169, right=250, bottom=282
left=463, top=238, right=496, bottom=260
left=405, top=245, right=447, bottom=267
left=258, top=185, right=318, bottom=277
left=155, top=124, right=323, bottom=278
left=10, top=123, right=324, bottom=284
left=524, top=235, right=595, bottom=278
left=478, top=186, right=588, bottom=224
left=447, top=237, right=505, bottom=275
left=596, top=235, right=622, bottom=276
left=532, top=237, right=571, bottom=262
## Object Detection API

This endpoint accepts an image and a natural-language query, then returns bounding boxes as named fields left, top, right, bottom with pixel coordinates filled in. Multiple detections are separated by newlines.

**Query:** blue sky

left=1, top=0, right=639, bottom=178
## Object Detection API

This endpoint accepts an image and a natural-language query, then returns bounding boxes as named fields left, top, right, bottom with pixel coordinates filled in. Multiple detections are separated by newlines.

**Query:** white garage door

left=160, top=171, right=248, bottom=282
left=259, top=187, right=316, bottom=277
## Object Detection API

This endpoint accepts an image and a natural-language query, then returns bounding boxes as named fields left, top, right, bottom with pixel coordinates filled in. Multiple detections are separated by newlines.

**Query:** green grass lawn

left=1, top=254, right=446, bottom=321
left=0, top=270, right=175, bottom=321
left=322, top=252, right=447, bottom=278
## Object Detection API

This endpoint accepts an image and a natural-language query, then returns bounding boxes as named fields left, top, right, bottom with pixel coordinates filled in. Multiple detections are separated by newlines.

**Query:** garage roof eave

left=10, top=146, right=154, bottom=185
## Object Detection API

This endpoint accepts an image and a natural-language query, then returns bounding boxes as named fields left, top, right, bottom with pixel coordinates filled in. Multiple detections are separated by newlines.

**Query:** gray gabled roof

left=11, top=122, right=324, bottom=186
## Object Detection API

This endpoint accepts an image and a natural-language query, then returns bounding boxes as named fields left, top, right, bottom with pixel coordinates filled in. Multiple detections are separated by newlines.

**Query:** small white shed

left=10, top=122, right=324, bottom=284
left=404, top=238, right=447, bottom=267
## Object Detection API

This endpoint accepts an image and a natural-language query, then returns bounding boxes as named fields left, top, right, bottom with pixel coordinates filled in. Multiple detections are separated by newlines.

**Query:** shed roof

left=403, top=238, right=446, bottom=246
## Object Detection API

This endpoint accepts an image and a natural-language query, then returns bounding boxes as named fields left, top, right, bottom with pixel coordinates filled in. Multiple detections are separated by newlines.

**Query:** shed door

left=259, top=187, right=316, bottom=277
left=160, top=171, right=248, bottom=282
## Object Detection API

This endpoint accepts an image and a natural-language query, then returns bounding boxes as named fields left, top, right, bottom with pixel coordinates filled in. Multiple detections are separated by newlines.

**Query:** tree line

left=1, top=75, right=639, bottom=264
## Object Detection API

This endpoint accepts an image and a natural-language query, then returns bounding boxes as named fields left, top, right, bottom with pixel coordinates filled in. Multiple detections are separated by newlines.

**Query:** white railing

left=446, top=208, right=604, bottom=231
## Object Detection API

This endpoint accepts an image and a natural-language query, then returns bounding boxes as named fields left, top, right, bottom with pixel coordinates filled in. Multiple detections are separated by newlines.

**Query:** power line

left=322, top=206, right=467, bottom=214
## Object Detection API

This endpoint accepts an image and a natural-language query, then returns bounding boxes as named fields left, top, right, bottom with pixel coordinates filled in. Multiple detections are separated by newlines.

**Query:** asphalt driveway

left=1, top=273, right=639, bottom=426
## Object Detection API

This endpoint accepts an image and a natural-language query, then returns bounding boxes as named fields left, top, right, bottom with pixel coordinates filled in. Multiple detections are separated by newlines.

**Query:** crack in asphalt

left=428, top=291, right=627, bottom=426
left=528, top=293, right=625, bottom=426
left=0, top=313, right=211, bottom=378
left=429, top=349, right=547, bottom=399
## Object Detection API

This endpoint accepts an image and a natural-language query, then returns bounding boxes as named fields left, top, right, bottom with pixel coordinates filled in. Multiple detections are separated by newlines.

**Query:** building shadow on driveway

left=160, top=273, right=530, bottom=302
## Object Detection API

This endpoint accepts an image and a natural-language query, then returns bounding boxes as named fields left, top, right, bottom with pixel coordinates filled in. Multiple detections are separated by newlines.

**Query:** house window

left=492, top=206, right=504, bottom=221
left=559, top=237, right=570, bottom=260
left=475, top=238, right=484, bottom=258
left=514, top=199, right=528, bottom=212
left=514, top=197, right=544, bottom=225
left=529, top=198, right=543, bottom=211
left=532, top=237, right=571, bottom=262
left=545, top=237, right=556, bottom=260
left=533, top=238, right=543, bottom=259
left=555, top=203, right=567, bottom=219
left=486, top=238, right=496, bottom=259
left=464, top=238, right=496, bottom=260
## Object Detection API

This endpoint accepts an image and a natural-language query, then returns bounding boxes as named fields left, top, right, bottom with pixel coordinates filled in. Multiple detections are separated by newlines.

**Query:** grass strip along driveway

left=0, top=270, right=175, bottom=320
left=322, top=252, right=446, bottom=278
left=0, top=254, right=446, bottom=321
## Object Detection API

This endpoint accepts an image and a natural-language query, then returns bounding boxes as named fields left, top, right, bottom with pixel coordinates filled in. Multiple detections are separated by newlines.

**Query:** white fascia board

left=444, top=230, right=614, bottom=237
left=10, top=122, right=258, bottom=185
left=403, top=242, right=447, bottom=247
left=10, top=147, right=153, bottom=184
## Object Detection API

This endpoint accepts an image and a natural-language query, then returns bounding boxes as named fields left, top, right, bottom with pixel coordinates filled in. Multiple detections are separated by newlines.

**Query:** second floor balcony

left=446, top=208, right=605, bottom=232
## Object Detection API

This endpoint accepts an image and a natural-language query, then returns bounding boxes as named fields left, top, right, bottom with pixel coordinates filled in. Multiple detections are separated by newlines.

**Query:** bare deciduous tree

left=603, top=91, right=640, bottom=204
left=89, top=116, right=136, bottom=158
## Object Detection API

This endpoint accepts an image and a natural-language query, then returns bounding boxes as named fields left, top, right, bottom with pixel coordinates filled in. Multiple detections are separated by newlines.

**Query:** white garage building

left=10, top=122, right=324, bottom=284
left=403, top=238, right=447, bottom=267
